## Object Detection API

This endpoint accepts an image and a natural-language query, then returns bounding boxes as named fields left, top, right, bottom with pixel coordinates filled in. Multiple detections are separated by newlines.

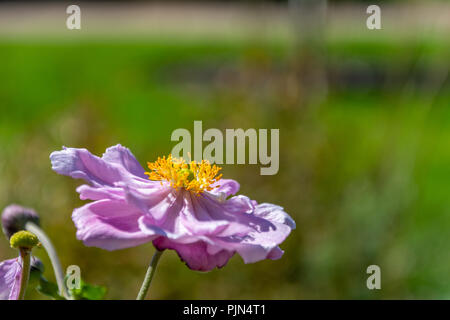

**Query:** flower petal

left=101, top=144, right=147, bottom=179
left=153, top=238, right=234, bottom=271
left=141, top=190, right=254, bottom=240
left=0, top=258, right=21, bottom=300
left=72, top=199, right=155, bottom=250
left=189, top=194, right=254, bottom=237
left=50, top=146, right=146, bottom=188
left=209, top=179, right=240, bottom=198
left=137, top=190, right=188, bottom=237
left=125, top=185, right=177, bottom=221
left=76, top=185, right=125, bottom=201
left=215, top=203, right=295, bottom=264
left=253, top=203, right=296, bottom=230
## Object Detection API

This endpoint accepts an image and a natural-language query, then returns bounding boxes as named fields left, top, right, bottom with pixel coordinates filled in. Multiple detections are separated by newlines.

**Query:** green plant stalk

left=136, top=249, right=164, bottom=300
left=17, top=248, right=31, bottom=300
left=25, top=221, right=70, bottom=299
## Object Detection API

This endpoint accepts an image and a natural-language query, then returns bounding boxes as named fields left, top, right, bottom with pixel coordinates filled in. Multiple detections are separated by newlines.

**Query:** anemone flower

left=50, top=144, right=295, bottom=272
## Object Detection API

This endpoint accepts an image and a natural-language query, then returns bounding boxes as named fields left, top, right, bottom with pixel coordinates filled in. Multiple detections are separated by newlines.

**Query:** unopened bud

left=1, top=204, right=40, bottom=239
left=31, top=257, right=45, bottom=274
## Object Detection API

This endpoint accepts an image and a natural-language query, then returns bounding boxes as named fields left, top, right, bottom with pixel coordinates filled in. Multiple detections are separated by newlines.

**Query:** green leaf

left=69, top=279, right=107, bottom=300
left=37, top=277, right=65, bottom=300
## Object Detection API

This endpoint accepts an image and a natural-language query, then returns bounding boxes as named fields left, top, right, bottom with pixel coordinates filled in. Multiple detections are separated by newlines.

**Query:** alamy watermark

left=171, top=121, right=279, bottom=175
left=66, top=4, right=382, bottom=32
left=366, top=5, right=381, bottom=30
left=366, top=265, right=381, bottom=290
left=66, top=5, right=81, bottom=30
left=66, top=265, right=81, bottom=290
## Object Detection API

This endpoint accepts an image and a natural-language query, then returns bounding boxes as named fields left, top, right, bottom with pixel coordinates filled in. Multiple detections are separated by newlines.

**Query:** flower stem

left=136, top=249, right=164, bottom=300
left=25, top=222, right=70, bottom=299
left=18, top=248, right=31, bottom=300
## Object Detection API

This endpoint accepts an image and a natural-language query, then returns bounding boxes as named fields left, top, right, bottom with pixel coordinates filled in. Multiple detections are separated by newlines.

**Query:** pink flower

left=0, top=258, right=22, bottom=300
left=50, top=145, right=295, bottom=271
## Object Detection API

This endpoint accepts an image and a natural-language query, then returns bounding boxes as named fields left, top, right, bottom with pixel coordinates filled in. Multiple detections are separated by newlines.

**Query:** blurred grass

left=0, top=27, right=449, bottom=299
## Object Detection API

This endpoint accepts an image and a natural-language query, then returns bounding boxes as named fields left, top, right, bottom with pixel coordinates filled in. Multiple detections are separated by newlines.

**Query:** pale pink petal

left=209, top=179, right=240, bottom=198
left=73, top=199, right=155, bottom=250
left=50, top=146, right=146, bottom=188
left=153, top=238, right=234, bottom=271
left=101, top=144, right=147, bottom=178
left=0, top=258, right=21, bottom=300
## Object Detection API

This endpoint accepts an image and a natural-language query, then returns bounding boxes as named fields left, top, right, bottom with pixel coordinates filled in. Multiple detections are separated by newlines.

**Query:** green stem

left=136, top=249, right=164, bottom=300
left=18, top=248, right=31, bottom=300
left=25, top=222, right=70, bottom=299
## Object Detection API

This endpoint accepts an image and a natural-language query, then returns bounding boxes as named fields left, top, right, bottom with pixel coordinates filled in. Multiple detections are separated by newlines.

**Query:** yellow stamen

left=145, top=155, right=222, bottom=195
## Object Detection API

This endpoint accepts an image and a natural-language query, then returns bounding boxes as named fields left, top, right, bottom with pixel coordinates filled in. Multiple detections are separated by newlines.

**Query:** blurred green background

left=0, top=1, right=449, bottom=299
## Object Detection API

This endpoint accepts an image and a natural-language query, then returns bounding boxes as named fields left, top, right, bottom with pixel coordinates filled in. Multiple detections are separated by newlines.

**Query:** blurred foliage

left=0, top=12, right=449, bottom=299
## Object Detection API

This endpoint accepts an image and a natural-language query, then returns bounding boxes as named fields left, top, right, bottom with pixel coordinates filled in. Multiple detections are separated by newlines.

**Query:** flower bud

left=1, top=204, right=40, bottom=239
left=31, top=257, right=45, bottom=274
left=10, top=230, right=40, bottom=249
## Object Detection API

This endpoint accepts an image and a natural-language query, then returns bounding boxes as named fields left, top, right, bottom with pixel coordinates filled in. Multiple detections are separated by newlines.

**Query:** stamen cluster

left=145, top=155, right=222, bottom=194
